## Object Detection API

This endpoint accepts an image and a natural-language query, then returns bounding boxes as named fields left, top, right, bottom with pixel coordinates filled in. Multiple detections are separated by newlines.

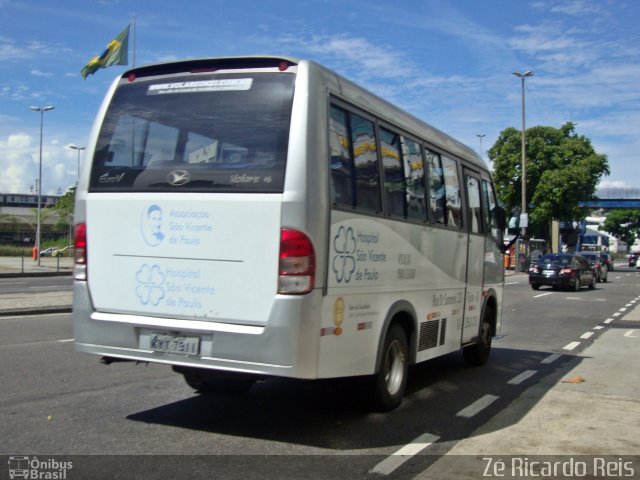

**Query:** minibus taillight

left=74, top=223, right=87, bottom=281
left=278, top=228, right=315, bottom=295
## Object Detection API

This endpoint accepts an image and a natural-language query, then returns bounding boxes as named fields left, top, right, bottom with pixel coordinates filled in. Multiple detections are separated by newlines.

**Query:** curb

left=0, top=271, right=72, bottom=278
left=0, top=306, right=72, bottom=316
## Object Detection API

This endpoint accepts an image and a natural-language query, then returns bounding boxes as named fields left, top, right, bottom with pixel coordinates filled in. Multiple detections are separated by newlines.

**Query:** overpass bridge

left=579, top=199, right=640, bottom=208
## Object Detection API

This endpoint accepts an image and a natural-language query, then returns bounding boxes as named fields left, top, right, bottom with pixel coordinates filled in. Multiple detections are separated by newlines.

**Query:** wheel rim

left=384, top=340, right=405, bottom=396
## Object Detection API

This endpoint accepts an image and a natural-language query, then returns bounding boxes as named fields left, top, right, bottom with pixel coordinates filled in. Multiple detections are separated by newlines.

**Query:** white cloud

left=0, top=132, right=75, bottom=195
left=30, top=69, right=52, bottom=77
left=280, top=34, right=417, bottom=79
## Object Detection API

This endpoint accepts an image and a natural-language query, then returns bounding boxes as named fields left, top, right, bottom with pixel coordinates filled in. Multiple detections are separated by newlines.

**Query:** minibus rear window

left=89, top=72, right=294, bottom=193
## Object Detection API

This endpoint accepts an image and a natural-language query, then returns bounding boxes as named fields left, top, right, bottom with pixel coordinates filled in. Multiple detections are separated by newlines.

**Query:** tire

left=463, top=306, right=493, bottom=367
left=178, top=368, right=256, bottom=395
left=588, top=275, right=595, bottom=289
left=362, top=324, right=409, bottom=412
left=531, top=284, right=540, bottom=290
left=573, top=277, right=581, bottom=291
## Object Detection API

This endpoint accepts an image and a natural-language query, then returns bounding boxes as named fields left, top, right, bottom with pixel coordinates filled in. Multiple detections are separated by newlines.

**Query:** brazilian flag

left=81, top=25, right=129, bottom=79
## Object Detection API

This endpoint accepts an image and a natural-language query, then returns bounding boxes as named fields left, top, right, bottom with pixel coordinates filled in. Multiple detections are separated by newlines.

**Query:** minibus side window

left=329, top=105, right=355, bottom=207
left=380, top=127, right=405, bottom=217
left=350, top=114, right=381, bottom=212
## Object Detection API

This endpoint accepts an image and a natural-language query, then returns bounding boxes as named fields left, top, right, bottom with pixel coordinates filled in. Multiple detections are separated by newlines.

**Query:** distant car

left=599, top=253, right=613, bottom=272
left=580, top=252, right=607, bottom=283
left=529, top=253, right=596, bottom=291
left=39, top=247, right=58, bottom=257
left=52, top=246, right=73, bottom=257
left=629, top=253, right=639, bottom=267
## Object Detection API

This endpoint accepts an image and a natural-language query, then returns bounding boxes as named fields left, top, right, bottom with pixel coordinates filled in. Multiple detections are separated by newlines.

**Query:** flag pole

left=132, top=16, right=136, bottom=68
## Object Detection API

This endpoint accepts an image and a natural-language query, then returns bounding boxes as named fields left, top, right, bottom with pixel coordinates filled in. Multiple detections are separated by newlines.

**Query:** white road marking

left=507, top=370, right=537, bottom=385
left=604, top=318, right=614, bottom=324
left=541, top=353, right=562, bottom=364
left=580, top=332, right=594, bottom=339
left=369, top=433, right=440, bottom=475
left=593, top=326, right=604, bottom=330
left=624, top=330, right=637, bottom=338
left=613, top=312, right=622, bottom=317
left=533, top=292, right=553, bottom=298
left=563, top=341, right=580, bottom=351
left=456, top=394, right=499, bottom=418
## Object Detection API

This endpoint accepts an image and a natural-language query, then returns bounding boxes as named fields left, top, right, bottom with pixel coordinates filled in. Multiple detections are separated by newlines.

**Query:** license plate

left=543, top=270, right=556, bottom=276
left=150, top=333, right=200, bottom=356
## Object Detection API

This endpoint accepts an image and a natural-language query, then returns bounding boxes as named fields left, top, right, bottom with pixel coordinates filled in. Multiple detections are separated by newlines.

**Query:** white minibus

left=73, top=56, right=507, bottom=411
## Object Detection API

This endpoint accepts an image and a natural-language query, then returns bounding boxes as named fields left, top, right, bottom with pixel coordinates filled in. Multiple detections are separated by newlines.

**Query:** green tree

left=54, top=186, right=76, bottom=244
left=489, top=122, right=609, bottom=240
left=54, top=186, right=76, bottom=219
left=600, top=209, right=640, bottom=246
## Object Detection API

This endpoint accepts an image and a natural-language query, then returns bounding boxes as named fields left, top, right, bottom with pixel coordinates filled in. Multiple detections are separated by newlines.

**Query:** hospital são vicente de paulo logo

left=332, top=225, right=386, bottom=284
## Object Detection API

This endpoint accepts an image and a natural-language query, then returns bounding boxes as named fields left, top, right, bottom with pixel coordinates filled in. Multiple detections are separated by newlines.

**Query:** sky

left=0, top=0, right=639, bottom=196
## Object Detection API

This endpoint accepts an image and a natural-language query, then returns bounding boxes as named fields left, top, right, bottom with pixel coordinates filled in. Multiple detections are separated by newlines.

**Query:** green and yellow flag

left=81, top=25, right=129, bottom=79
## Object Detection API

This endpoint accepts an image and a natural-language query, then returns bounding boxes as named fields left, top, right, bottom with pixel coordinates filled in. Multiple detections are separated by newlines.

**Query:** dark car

left=529, top=253, right=596, bottom=291
left=599, top=253, right=613, bottom=272
left=580, top=252, right=607, bottom=283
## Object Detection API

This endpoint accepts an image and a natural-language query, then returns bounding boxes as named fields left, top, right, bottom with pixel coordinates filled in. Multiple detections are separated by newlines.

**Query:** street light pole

left=68, top=144, right=85, bottom=185
left=512, top=71, right=533, bottom=237
left=29, top=105, right=55, bottom=267
left=476, top=134, right=486, bottom=160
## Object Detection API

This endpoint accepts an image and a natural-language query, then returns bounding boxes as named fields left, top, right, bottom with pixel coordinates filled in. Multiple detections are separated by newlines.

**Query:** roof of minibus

left=121, top=55, right=487, bottom=170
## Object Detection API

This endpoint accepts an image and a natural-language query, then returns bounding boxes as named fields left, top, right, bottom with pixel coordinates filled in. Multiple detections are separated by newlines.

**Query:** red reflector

left=280, top=229, right=313, bottom=259
left=278, top=61, right=289, bottom=72
left=127, top=73, right=136, bottom=82
left=74, top=223, right=87, bottom=250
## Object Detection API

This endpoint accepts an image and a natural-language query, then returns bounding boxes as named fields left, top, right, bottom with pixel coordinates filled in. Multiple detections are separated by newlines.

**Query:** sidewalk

left=0, top=256, right=72, bottom=315
left=418, top=302, right=640, bottom=478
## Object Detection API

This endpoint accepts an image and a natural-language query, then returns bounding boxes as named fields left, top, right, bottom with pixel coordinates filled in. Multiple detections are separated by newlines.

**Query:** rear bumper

left=73, top=282, right=322, bottom=379
left=528, top=273, right=574, bottom=288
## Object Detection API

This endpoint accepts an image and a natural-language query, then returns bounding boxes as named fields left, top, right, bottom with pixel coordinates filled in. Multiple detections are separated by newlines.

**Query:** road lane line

left=604, top=318, right=614, bottom=324
left=456, top=394, right=499, bottom=418
left=580, top=332, right=594, bottom=339
left=56, top=338, right=74, bottom=343
left=507, top=370, right=537, bottom=385
left=533, top=292, right=553, bottom=298
left=541, top=353, right=562, bottom=364
left=563, top=341, right=580, bottom=351
left=369, top=433, right=440, bottom=475
left=505, top=282, right=520, bottom=285
left=613, top=312, right=622, bottom=317
left=593, top=326, right=604, bottom=330
left=624, top=330, right=637, bottom=338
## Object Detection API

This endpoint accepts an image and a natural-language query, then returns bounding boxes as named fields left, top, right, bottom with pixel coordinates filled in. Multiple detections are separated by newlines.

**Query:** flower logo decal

left=136, top=264, right=165, bottom=306
left=332, top=225, right=356, bottom=283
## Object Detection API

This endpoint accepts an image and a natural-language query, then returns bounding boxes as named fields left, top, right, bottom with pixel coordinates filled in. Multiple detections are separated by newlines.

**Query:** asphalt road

left=0, top=275, right=72, bottom=295
left=1, top=267, right=638, bottom=479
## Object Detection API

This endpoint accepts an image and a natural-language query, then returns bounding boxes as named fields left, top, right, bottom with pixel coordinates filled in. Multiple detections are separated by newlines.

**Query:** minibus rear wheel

left=361, top=324, right=409, bottom=412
